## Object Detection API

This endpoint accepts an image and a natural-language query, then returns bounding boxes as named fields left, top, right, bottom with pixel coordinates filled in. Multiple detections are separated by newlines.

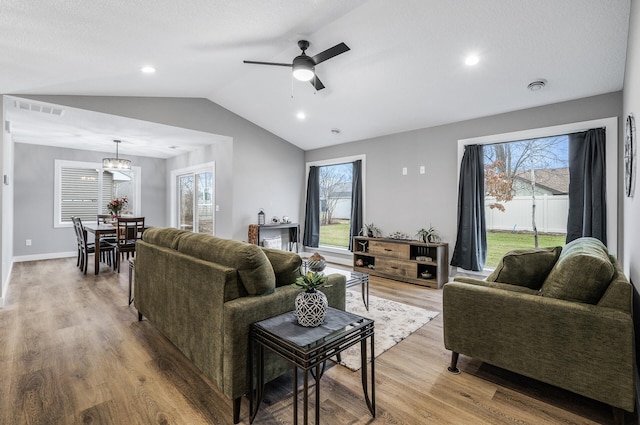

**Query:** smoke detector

left=527, top=79, right=547, bottom=91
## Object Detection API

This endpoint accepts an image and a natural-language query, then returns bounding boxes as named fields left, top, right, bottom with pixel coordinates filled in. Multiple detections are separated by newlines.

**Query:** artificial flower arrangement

left=107, top=196, right=128, bottom=216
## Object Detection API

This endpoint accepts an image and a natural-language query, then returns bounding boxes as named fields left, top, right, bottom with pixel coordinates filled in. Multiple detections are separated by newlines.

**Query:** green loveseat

left=134, top=228, right=346, bottom=423
left=443, top=237, right=634, bottom=417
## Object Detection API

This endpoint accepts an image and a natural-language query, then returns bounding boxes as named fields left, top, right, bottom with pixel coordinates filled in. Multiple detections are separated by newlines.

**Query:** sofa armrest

left=221, top=275, right=346, bottom=400
left=443, top=281, right=634, bottom=411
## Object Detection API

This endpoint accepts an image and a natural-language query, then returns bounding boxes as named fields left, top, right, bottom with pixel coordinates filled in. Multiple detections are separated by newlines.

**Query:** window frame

left=305, top=154, right=366, bottom=253
left=457, top=117, right=618, bottom=272
left=169, top=162, right=216, bottom=234
left=54, top=159, right=142, bottom=228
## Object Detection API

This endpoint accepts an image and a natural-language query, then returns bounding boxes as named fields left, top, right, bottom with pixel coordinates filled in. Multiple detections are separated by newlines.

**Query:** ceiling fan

left=244, top=40, right=350, bottom=91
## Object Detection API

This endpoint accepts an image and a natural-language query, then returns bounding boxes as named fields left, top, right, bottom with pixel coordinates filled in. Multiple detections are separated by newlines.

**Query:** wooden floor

left=0, top=257, right=631, bottom=424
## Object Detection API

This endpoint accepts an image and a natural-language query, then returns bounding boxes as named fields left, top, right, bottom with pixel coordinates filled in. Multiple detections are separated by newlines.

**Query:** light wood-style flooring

left=0, top=257, right=631, bottom=424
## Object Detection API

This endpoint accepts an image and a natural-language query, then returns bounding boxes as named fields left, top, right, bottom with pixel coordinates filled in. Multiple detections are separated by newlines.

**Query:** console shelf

left=352, top=236, right=449, bottom=288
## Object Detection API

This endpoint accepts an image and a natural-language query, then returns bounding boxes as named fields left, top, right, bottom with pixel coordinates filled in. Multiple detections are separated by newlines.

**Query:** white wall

left=623, top=0, right=640, bottom=287
left=1, top=100, right=12, bottom=305
left=622, top=0, right=640, bottom=378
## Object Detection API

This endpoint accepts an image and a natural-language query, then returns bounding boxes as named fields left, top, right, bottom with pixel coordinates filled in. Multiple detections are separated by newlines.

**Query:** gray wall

left=305, top=91, right=622, bottom=270
left=13, top=143, right=166, bottom=258
left=11, top=95, right=304, bottom=242
left=1, top=101, right=12, bottom=303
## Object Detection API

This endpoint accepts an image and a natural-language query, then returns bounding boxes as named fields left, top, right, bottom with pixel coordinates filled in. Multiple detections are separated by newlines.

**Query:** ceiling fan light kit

left=244, top=39, right=350, bottom=90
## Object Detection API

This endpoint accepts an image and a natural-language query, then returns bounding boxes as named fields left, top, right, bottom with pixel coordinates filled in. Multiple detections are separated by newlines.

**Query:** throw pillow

left=262, top=236, right=282, bottom=249
left=261, top=247, right=302, bottom=287
left=486, top=246, right=562, bottom=289
left=540, top=237, right=614, bottom=304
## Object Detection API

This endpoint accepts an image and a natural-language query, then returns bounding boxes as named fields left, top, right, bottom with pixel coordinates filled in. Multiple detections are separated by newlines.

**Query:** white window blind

left=60, top=167, right=99, bottom=223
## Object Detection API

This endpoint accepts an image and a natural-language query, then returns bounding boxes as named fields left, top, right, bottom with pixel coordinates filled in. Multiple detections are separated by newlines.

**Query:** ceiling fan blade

left=310, top=75, right=325, bottom=91
left=243, top=60, right=292, bottom=67
left=311, top=42, right=350, bottom=65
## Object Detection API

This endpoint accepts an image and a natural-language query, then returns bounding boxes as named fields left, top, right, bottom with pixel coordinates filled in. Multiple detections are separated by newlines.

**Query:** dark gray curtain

left=303, top=166, right=320, bottom=247
left=450, top=144, right=487, bottom=271
left=566, top=128, right=607, bottom=245
left=349, top=160, right=363, bottom=251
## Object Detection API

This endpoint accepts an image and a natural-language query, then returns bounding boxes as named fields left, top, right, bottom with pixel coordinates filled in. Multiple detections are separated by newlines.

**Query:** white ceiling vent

left=14, top=100, right=64, bottom=116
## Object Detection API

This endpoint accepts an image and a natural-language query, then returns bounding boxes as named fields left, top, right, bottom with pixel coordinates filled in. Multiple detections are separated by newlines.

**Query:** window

left=457, top=117, right=618, bottom=271
left=305, top=155, right=365, bottom=251
left=54, top=160, right=141, bottom=226
left=483, top=136, right=569, bottom=267
left=318, top=163, right=353, bottom=248
left=170, top=162, right=215, bottom=235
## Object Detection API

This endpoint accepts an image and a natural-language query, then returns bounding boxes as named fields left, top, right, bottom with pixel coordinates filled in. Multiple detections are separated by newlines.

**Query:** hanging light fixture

left=103, top=140, right=131, bottom=170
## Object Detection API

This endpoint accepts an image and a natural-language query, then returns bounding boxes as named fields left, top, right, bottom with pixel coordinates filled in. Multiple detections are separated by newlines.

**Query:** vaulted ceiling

left=1, top=0, right=631, bottom=153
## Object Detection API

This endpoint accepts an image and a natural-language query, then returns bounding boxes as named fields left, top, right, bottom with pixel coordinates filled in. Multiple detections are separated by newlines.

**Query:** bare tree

left=485, top=137, right=568, bottom=246
left=319, top=165, right=349, bottom=225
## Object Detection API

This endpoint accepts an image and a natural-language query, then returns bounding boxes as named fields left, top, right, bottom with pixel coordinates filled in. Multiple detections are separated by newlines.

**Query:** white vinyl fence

left=485, top=195, right=568, bottom=233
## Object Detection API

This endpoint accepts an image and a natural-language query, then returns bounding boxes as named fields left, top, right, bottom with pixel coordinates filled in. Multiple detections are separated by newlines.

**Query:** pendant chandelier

left=103, top=140, right=131, bottom=170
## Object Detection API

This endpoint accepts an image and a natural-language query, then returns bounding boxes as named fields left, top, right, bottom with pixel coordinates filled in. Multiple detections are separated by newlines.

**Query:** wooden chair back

left=116, top=217, right=145, bottom=254
left=97, top=214, right=113, bottom=225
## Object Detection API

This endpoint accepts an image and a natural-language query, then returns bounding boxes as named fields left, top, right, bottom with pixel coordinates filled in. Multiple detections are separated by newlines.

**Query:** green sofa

left=443, top=237, right=634, bottom=417
left=134, top=227, right=346, bottom=423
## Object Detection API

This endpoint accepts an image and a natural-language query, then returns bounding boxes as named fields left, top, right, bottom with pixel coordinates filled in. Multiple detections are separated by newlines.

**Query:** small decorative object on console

left=416, top=226, right=440, bottom=243
left=258, top=209, right=265, bottom=225
left=388, top=231, right=411, bottom=240
left=271, top=216, right=280, bottom=224
left=282, top=216, right=291, bottom=223
left=307, top=252, right=326, bottom=272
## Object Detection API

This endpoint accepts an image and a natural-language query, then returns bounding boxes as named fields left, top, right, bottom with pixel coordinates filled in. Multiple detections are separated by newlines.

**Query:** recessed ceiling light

left=140, top=66, right=156, bottom=74
left=296, top=112, right=306, bottom=120
left=464, top=54, right=480, bottom=66
left=527, top=79, right=547, bottom=91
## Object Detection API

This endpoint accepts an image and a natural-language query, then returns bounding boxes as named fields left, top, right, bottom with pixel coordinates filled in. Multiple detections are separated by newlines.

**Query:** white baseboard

left=13, top=251, right=76, bottom=263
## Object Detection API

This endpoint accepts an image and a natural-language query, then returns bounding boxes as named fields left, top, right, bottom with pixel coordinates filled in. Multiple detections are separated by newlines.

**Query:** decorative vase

left=295, top=289, right=328, bottom=327
left=307, top=259, right=326, bottom=272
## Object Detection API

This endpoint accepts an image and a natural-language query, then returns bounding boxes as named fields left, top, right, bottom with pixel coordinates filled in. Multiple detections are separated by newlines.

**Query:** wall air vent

left=14, top=100, right=64, bottom=116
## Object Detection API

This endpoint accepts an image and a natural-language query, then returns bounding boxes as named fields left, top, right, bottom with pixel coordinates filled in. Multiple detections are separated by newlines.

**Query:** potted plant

left=362, top=222, right=383, bottom=238
left=416, top=226, right=440, bottom=243
left=293, top=271, right=330, bottom=327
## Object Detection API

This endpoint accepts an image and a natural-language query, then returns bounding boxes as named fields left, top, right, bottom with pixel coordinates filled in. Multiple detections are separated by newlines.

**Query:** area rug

left=339, top=289, right=439, bottom=371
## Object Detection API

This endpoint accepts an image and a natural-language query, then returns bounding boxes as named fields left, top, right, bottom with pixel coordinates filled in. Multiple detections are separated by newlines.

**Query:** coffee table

left=302, top=261, right=370, bottom=311
left=249, top=307, right=375, bottom=424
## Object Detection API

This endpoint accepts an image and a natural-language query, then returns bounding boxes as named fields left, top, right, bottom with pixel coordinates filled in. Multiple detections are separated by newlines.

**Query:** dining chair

left=96, top=214, right=117, bottom=245
left=71, top=216, right=82, bottom=269
left=72, top=216, right=116, bottom=274
left=113, top=217, right=145, bottom=272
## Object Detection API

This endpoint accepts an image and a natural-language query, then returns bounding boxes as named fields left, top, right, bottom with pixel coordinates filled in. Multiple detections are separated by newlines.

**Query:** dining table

left=84, top=224, right=117, bottom=275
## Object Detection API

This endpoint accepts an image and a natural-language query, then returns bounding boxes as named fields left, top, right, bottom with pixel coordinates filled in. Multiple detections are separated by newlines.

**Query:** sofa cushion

left=176, top=233, right=276, bottom=295
left=260, top=247, right=302, bottom=287
left=142, top=227, right=189, bottom=250
left=486, top=246, right=562, bottom=289
left=540, top=237, right=614, bottom=304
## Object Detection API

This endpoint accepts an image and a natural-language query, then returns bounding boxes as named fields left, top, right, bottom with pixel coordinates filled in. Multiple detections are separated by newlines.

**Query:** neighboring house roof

left=513, top=167, right=569, bottom=195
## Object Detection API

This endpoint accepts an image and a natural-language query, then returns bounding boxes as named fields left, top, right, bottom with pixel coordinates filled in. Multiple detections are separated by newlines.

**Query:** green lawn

left=486, top=231, right=566, bottom=268
left=319, top=220, right=351, bottom=248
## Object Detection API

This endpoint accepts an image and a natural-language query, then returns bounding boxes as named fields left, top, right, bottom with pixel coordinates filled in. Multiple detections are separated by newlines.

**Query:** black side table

left=249, top=307, right=375, bottom=424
